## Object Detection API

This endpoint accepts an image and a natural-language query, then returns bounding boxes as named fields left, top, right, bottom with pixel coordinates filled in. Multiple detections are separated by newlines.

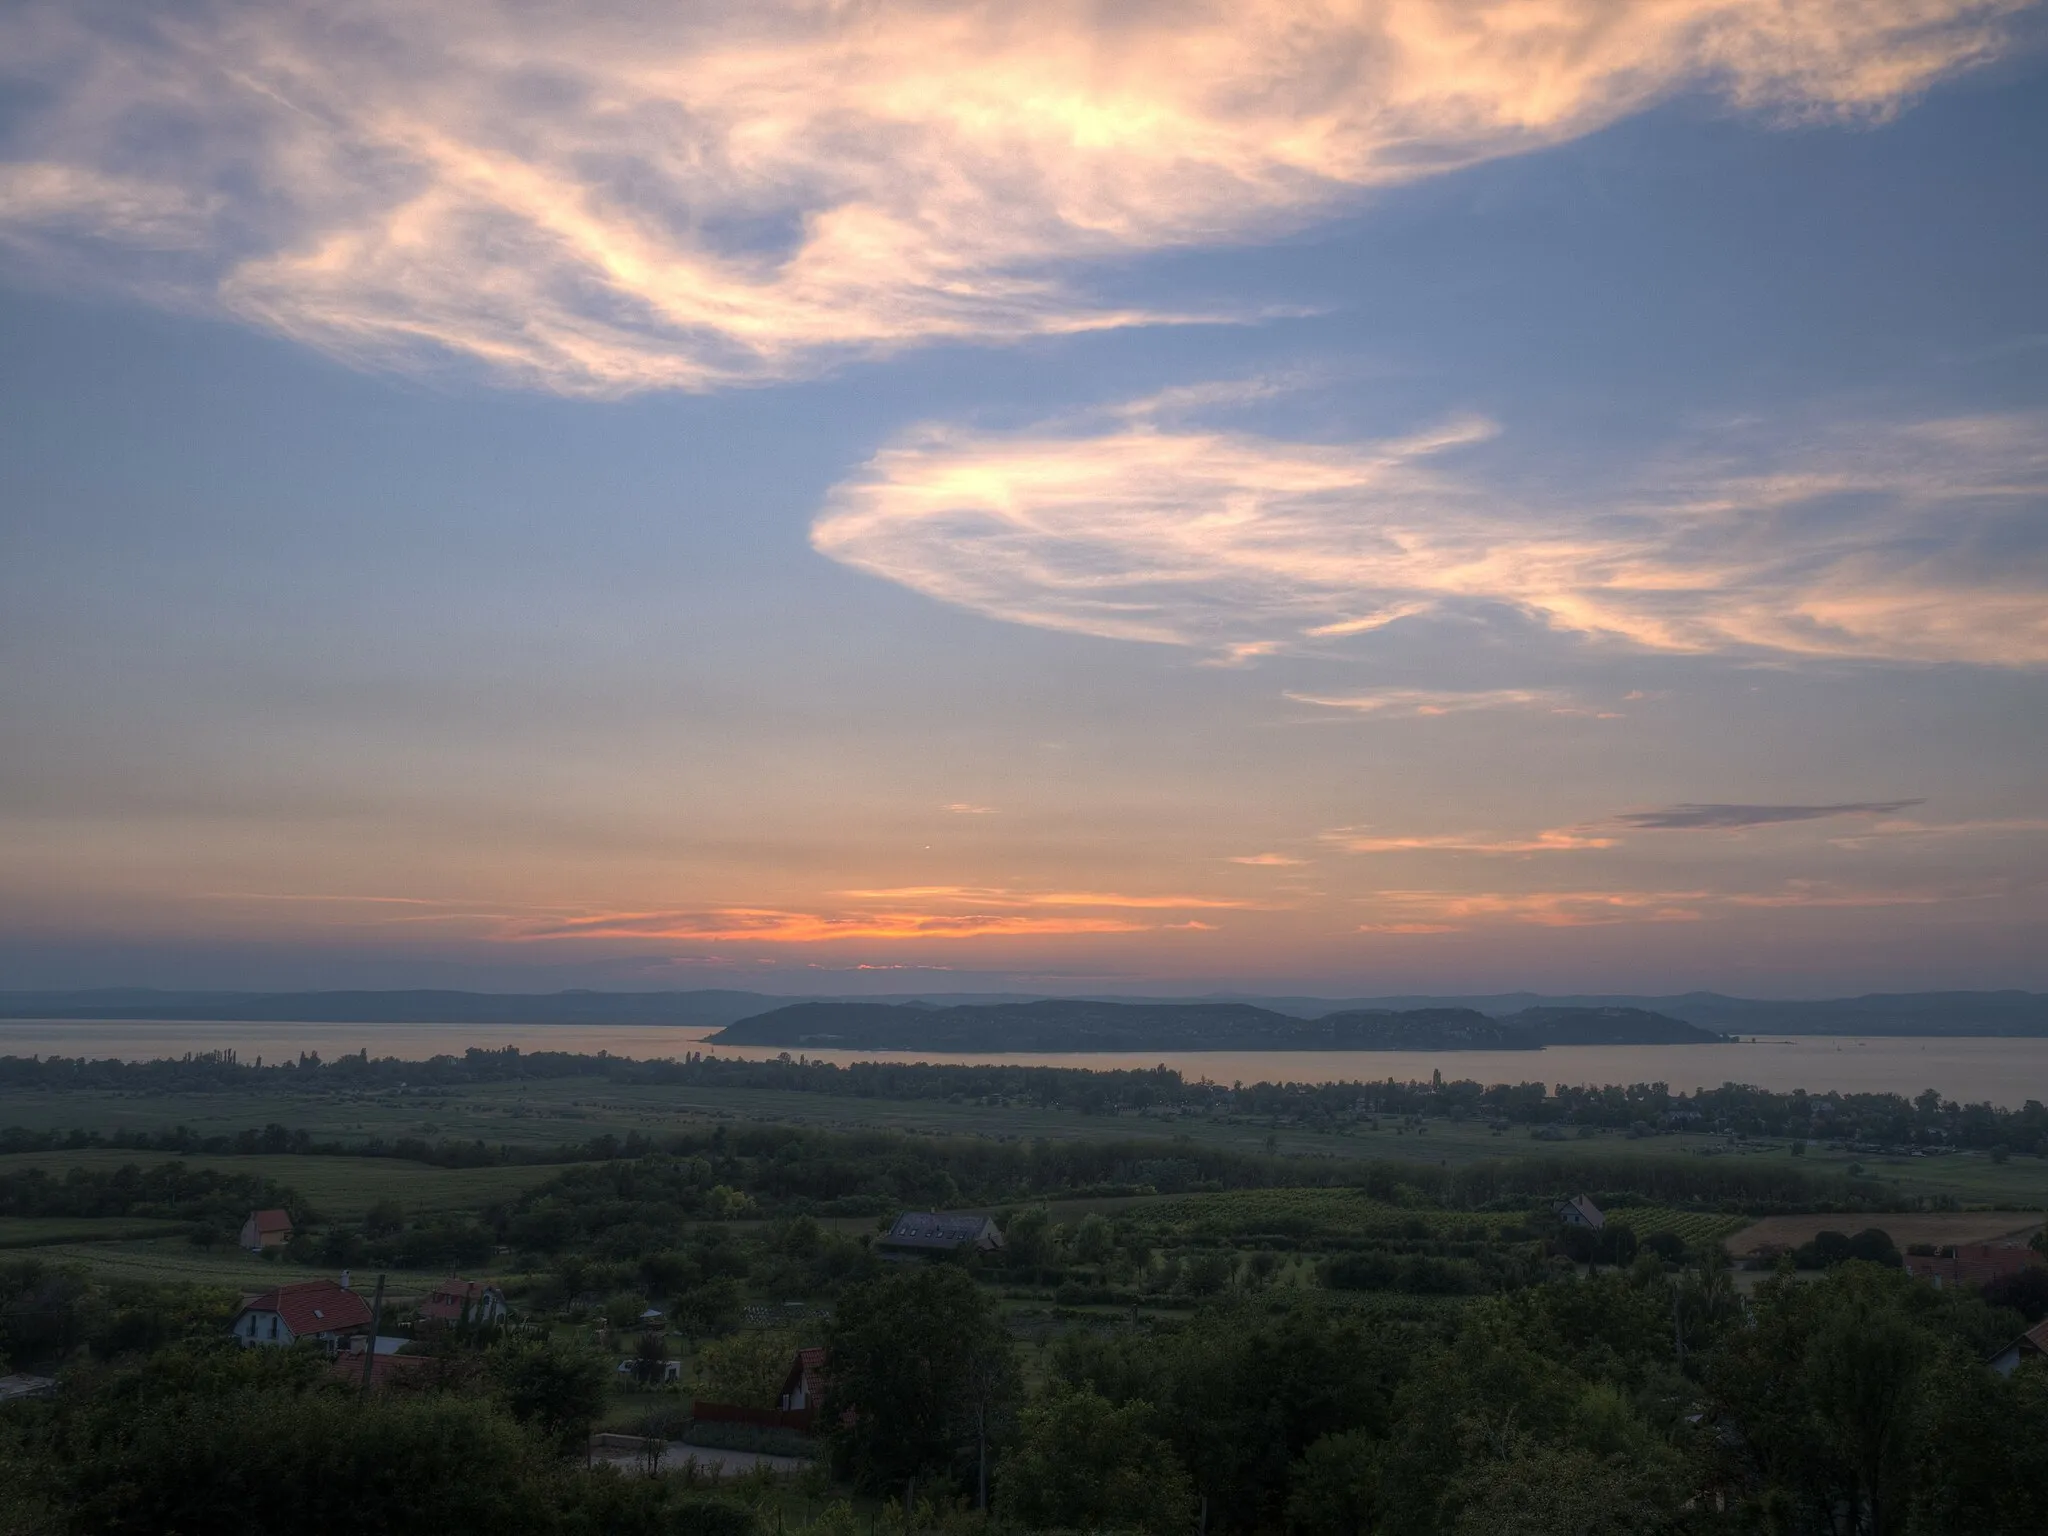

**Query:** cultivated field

left=1727, top=1211, right=2045, bottom=1254
left=0, top=1215, right=187, bottom=1248
left=0, top=1148, right=582, bottom=1218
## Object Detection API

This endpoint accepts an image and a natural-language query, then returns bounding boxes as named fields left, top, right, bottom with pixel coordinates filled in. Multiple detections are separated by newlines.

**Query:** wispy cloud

left=1323, top=827, right=1615, bottom=855
left=1612, top=800, right=1924, bottom=830
left=834, top=885, right=1256, bottom=910
left=815, top=405, right=2048, bottom=665
left=1828, top=814, right=2048, bottom=847
left=942, top=803, right=996, bottom=815
left=1362, top=889, right=1711, bottom=929
left=518, top=908, right=1153, bottom=943
left=1287, top=689, right=1572, bottom=717
left=1227, top=853, right=1308, bottom=867
left=0, top=1, right=2024, bottom=392
left=1356, top=879, right=1994, bottom=931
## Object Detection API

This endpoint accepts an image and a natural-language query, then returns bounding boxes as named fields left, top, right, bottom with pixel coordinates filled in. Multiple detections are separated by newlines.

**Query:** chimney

left=339, top=1269, right=352, bottom=1291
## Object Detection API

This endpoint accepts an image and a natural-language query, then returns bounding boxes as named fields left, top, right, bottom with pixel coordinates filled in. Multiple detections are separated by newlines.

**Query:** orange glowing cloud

left=1323, top=828, right=1616, bottom=855
left=835, top=885, right=1258, bottom=910
left=0, top=1, right=2024, bottom=391
left=517, top=907, right=1153, bottom=943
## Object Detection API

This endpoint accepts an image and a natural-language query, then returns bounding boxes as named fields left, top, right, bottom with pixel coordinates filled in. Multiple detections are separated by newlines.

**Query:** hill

left=705, top=1000, right=1718, bottom=1052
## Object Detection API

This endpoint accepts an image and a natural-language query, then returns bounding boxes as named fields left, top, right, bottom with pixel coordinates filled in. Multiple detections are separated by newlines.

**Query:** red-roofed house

left=239, top=1208, right=294, bottom=1252
left=417, top=1278, right=509, bottom=1329
left=232, top=1279, right=373, bottom=1350
left=1903, top=1243, right=2044, bottom=1290
left=1990, top=1318, right=2048, bottom=1376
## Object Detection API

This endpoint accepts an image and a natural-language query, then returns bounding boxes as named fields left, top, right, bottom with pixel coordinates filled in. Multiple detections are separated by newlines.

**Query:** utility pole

left=359, top=1273, right=386, bottom=1395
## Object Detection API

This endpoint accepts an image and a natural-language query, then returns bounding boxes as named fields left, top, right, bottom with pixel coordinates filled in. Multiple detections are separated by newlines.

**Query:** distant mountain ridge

left=706, top=1000, right=1724, bottom=1052
left=1, top=988, right=2042, bottom=1036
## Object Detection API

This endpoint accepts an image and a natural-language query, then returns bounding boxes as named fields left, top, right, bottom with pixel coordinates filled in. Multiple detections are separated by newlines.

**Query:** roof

left=241, top=1279, right=373, bottom=1336
left=880, top=1212, right=1005, bottom=1250
left=1991, top=1318, right=2048, bottom=1364
left=1906, top=1244, right=2044, bottom=1286
left=248, top=1209, right=294, bottom=1234
left=1558, top=1195, right=1606, bottom=1230
left=418, top=1278, right=499, bottom=1322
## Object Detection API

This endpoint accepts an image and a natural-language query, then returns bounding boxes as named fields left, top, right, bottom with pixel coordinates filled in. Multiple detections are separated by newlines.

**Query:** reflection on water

left=3, top=1019, right=2047, bottom=1107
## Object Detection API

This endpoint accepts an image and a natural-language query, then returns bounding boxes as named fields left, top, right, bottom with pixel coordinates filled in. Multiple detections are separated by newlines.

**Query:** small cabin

left=1556, top=1195, right=1606, bottom=1231
left=239, top=1208, right=294, bottom=1252
left=779, top=1346, right=827, bottom=1413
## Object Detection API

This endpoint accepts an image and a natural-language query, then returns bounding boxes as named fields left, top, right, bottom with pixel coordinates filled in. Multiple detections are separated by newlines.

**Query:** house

left=231, top=1278, right=373, bottom=1350
left=1556, top=1195, right=1606, bottom=1231
left=779, top=1346, right=827, bottom=1414
left=239, top=1208, right=294, bottom=1252
left=1904, top=1242, right=2044, bottom=1290
left=1989, top=1318, right=2048, bottom=1376
left=417, top=1277, right=509, bottom=1328
left=878, top=1212, right=1006, bottom=1255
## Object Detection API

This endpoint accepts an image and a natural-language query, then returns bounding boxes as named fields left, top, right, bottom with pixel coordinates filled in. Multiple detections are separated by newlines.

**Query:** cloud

left=814, top=405, right=2048, bottom=665
left=942, top=803, right=996, bottom=815
left=1611, top=800, right=1924, bottom=830
left=1287, top=688, right=1570, bottom=717
left=518, top=907, right=1152, bottom=942
left=1227, top=853, right=1307, bottom=866
left=0, top=0, right=2025, bottom=392
left=1323, top=827, right=1615, bottom=854
left=1363, top=889, right=1711, bottom=929
left=1827, top=814, right=2048, bottom=846
left=834, top=885, right=1256, bottom=910
left=1355, top=879, right=1994, bottom=931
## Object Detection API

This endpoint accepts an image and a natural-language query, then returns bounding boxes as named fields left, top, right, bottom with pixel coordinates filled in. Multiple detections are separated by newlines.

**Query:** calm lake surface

left=6, top=1019, right=2048, bottom=1107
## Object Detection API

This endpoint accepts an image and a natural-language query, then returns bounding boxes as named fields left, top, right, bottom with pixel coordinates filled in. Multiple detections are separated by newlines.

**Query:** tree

left=998, top=1383, right=1193, bottom=1533
left=1287, top=1428, right=1381, bottom=1536
left=490, top=1339, right=610, bottom=1455
left=1072, top=1212, right=1115, bottom=1269
left=824, top=1266, right=1016, bottom=1503
left=698, top=1327, right=801, bottom=1408
left=633, top=1329, right=670, bottom=1387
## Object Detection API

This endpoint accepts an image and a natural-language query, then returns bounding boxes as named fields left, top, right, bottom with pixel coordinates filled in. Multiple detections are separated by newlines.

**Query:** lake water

left=5, top=1019, right=2048, bottom=1107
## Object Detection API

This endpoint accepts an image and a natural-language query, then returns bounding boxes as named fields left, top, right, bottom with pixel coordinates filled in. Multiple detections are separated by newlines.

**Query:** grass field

left=1032, top=1187, right=1750, bottom=1248
left=0, top=1215, right=188, bottom=1248
left=17, top=1235, right=464, bottom=1296
left=0, top=1148, right=583, bottom=1219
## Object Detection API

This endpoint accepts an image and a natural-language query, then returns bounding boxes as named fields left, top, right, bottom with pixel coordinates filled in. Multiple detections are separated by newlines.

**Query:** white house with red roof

left=232, top=1278, right=373, bottom=1350
left=239, top=1208, right=294, bottom=1252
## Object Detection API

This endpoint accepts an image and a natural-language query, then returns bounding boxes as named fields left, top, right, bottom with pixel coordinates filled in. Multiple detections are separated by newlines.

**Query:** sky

left=2, top=0, right=2046, bottom=999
